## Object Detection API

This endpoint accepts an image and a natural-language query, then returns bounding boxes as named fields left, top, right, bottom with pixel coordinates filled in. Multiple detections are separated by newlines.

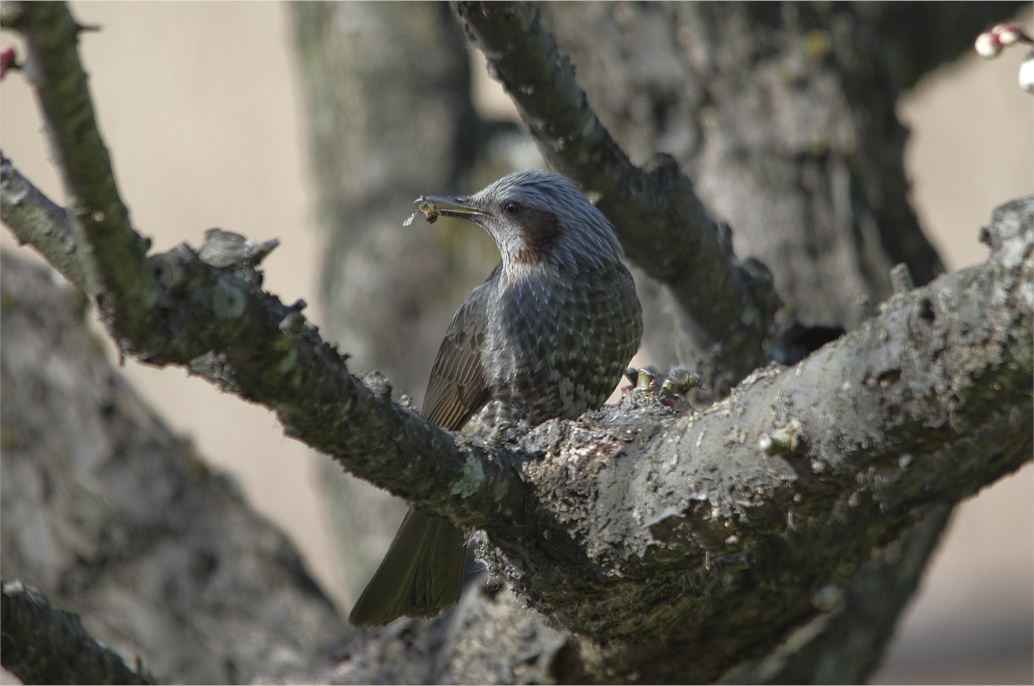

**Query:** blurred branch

left=0, top=151, right=84, bottom=289
left=852, top=1, right=1030, bottom=90
left=1, top=253, right=348, bottom=683
left=452, top=1, right=780, bottom=390
left=1, top=580, right=156, bottom=685
left=719, top=505, right=954, bottom=683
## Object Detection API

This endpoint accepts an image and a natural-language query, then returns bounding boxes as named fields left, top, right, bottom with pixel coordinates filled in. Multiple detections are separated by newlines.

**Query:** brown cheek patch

left=515, top=209, right=563, bottom=263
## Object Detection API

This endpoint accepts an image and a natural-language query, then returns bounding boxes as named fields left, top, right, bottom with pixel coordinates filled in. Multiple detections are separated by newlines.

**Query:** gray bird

left=348, top=169, right=643, bottom=627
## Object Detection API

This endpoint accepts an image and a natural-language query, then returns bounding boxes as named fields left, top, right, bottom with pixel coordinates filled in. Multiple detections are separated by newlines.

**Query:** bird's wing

left=420, top=273, right=495, bottom=431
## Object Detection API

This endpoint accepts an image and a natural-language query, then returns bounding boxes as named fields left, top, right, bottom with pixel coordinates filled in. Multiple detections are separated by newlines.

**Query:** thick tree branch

left=1, top=579, right=156, bottom=685
left=4, top=3, right=1031, bottom=681
left=0, top=3, right=537, bottom=539
left=473, top=196, right=1031, bottom=682
left=452, top=0, right=781, bottom=389
left=0, top=153, right=532, bottom=539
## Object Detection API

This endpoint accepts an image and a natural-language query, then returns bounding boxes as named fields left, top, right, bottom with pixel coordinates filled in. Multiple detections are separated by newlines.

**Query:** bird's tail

left=348, top=509, right=466, bottom=627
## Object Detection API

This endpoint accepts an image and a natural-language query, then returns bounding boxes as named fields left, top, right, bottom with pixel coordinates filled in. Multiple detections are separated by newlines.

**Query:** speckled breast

left=482, top=260, right=642, bottom=424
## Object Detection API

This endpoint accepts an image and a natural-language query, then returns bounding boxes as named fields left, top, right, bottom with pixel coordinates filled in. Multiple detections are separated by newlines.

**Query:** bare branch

left=4, top=3, right=1031, bottom=681
left=12, top=2, right=157, bottom=338
left=476, top=196, right=1032, bottom=681
left=1, top=579, right=156, bottom=685
left=2, top=3, right=531, bottom=537
left=452, top=1, right=781, bottom=389
left=8, top=132, right=1029, bottom=678
left=0, top=151, right=84, bottom=289
left=0, top=152, right=532, bottom=538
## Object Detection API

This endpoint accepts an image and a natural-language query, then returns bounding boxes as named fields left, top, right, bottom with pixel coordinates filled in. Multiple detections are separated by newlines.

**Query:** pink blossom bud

left=975, top=31, right=1002, bottom=58
left=0, top=46, right=15, bottom=79
left=993, top=24, right=1025, bottom=46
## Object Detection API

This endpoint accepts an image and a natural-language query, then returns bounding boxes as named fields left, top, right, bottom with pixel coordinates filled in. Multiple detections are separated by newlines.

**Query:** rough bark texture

left=0, top=253, right=348, bottom=684
left=526, top=2, right=940, bottom=339
left=288, top=1, right=533, bottom=599
left=13, top=163, right=1027, bottom=685
left=492, top=5, right=1016, bottom=681
left=289, top=4, right=1029, bottom=682
left=2, top=1, right=1031, bottom=683
left=293, top=2, right=1030, bottom=682
left=482, top=199, right=1031, bottom=679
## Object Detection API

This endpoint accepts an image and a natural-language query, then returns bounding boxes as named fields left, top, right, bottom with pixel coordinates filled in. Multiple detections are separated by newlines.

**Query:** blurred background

left=1, top=3, right=1030, bottom=683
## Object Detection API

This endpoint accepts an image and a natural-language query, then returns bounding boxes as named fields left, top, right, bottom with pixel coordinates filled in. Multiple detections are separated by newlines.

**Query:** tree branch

left=452, top=0, right=782, bottom=389
left=0, top=153, right=534, bottom=538
left=474, top=196, right=1031, bottom=681
left=1, top=2, right=536, bottom=539
left=4, top=2, right=157, bottom=339
left=0, top=152, right=83, bottom=289
left=4, top=2, right=1031, bottom=681
left=1, top=579, right=156, bottom=685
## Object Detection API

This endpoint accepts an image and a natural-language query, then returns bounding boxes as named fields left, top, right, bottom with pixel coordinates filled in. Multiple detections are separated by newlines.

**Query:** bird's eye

left=503, top=201, right=520, bottom=216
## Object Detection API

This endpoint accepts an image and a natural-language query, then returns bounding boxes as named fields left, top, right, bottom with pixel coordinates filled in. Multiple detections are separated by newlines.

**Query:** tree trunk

left=0, top=254, right=346, bottom=684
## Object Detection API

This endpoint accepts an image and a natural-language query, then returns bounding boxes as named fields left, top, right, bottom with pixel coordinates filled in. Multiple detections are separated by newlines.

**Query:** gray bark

left=0, top=253, right=347, bottom=684
left=1, top=580, right=156, bottom=685
left=286, top=2, right=1031, bottom=682
left=1, top=1, right=1030, bottom=683
left=288, top=2, right=534, bottom=599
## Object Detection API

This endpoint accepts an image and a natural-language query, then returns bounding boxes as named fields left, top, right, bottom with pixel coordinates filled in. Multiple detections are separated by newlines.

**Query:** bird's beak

left=416, top=195, right=490, bottom=220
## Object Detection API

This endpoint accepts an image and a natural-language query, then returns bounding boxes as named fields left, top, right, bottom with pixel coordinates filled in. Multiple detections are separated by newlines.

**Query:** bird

left=348, top=169, right=643, bottom=627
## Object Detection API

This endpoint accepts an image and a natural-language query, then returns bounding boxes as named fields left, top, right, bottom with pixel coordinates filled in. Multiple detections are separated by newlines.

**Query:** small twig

left=1, top=151, right=85, bottom=289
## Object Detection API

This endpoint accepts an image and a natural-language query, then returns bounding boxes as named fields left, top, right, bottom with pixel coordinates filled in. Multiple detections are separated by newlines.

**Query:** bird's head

left=418, top=169, right=624, bottom=277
